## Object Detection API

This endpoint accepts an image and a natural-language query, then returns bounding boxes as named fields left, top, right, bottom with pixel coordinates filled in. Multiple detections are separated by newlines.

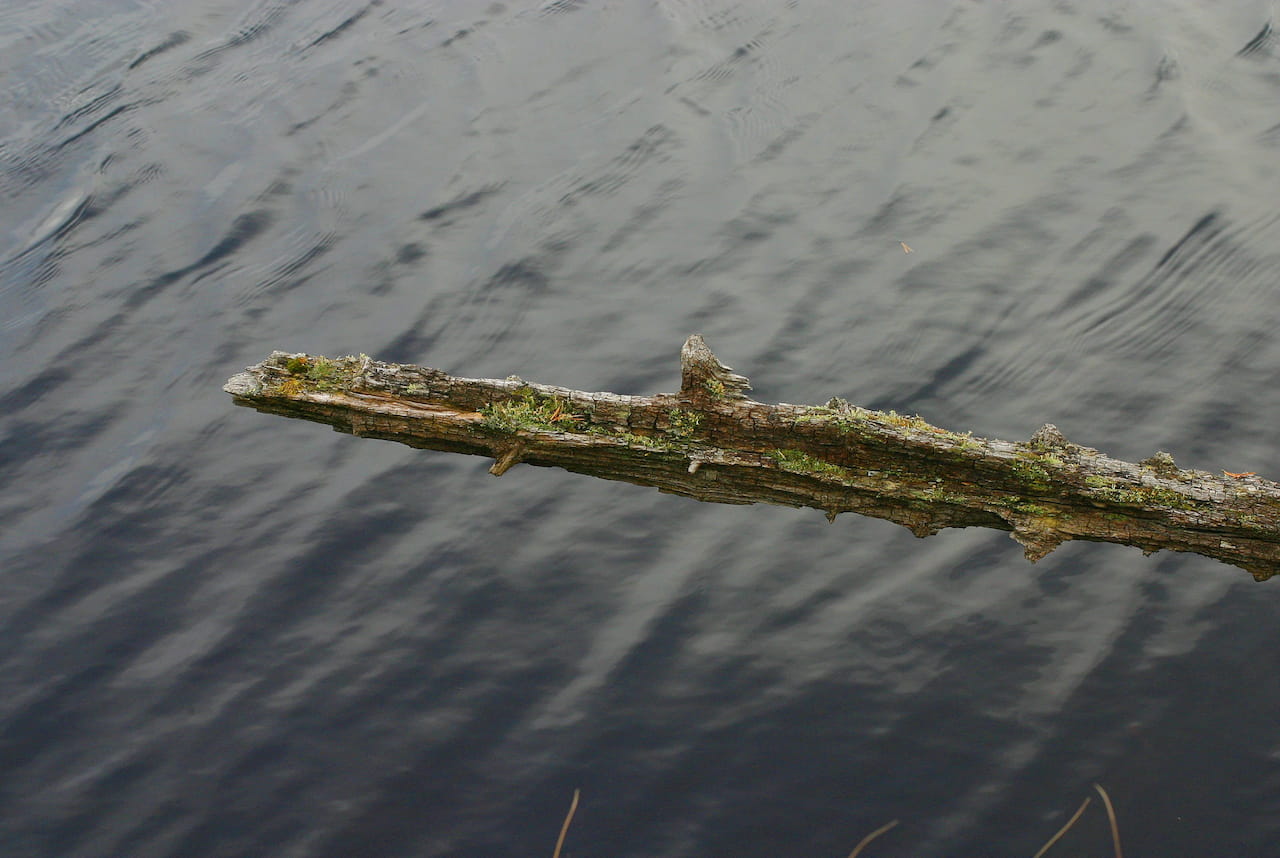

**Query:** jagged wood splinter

left=224, top=336, right=1280, bottom=580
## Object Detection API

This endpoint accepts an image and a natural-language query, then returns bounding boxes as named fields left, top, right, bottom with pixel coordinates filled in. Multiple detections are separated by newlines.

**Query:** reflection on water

left=3, top=1, right=1280, bottom=855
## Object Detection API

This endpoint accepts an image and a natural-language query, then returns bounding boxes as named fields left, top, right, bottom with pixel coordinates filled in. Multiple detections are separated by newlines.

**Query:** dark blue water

left=4, top=1, right=1280, bottom=855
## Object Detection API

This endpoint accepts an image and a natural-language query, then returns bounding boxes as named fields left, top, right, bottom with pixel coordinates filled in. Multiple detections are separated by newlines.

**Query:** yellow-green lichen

left=277, top=377, right=305, bottom=397
left=922, top=486, right=968, bottom=504
left=1131, top=487, right=1198, bottom=509
left=668, top=409, right=702, bottom=439
left=481, top=392, right=584, bottom=433
left=797, top=404, right=982, bottom=455
left=582, top=422, right=679, bottom=451
left=1082, top=477, right=1199, bottom=509
left=306, top=357, right=339, bottom=386
left=772, top=448, right=853, bottom=480
left=880, top=409, right=935, bottom=431
left=275, top=354, right=366, bottom=394
left=994, top=497, right=1070, bottom=519
left=1010, top=459, right=1052, bottom=489
left=604, top=430, right=678, bottom=452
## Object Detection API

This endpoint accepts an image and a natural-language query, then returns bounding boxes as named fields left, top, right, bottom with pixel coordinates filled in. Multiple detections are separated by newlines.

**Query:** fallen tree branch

left=224, top=336, right=1280, bottom=580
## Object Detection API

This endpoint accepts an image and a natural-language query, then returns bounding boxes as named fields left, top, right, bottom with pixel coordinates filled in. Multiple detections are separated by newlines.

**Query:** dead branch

left=224, top=336, right=1280, bottom=580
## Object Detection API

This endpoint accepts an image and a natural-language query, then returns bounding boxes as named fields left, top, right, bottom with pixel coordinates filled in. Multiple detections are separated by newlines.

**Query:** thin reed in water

left=847, top=818, right=900, bottom=858
left=1032, top=796, right=1091, bottom=858
left=551, top=789, right=580, bottom=858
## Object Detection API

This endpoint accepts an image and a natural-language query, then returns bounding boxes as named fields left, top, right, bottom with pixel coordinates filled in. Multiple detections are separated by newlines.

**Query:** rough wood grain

left=224, top=336, right=1280, bottom=580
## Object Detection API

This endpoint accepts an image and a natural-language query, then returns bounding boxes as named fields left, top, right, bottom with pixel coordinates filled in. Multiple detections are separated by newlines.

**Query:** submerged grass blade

left=847, top=818, right=900, bottom=858
left=1093, top=783, right=1123, bottom=858
left=1031, top=796, right=1091, bottom=858
left=551, top=789, right=580, bottom=858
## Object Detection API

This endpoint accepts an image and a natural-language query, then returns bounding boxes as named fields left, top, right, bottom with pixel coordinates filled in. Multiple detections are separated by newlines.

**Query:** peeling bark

left=224, top=336, right=1280, bottom=580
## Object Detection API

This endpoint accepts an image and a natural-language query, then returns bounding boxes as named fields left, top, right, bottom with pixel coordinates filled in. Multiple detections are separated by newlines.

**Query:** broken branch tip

left=679, top=334, right=752, bottom=401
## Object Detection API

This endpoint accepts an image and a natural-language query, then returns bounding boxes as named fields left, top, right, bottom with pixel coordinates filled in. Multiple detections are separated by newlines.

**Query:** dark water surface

left=4, top=1, right=1280, bottom=855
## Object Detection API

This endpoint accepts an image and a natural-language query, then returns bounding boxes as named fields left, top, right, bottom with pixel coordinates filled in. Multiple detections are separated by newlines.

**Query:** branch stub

left=680, top=335, right=752, bottom=402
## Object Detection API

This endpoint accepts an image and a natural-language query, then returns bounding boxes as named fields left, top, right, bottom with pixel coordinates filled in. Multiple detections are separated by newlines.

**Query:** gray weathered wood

left=224, top=336, right=1280, bottom=580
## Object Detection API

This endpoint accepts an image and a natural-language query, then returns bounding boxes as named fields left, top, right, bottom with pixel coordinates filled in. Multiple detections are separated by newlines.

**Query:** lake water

left=3, top=1, right=1280, bottom=855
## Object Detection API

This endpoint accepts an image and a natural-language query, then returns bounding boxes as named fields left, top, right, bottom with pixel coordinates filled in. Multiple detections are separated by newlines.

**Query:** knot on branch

left=489, top=441, right=526, bottom=476
left=825, top=397, right=854, bottom=414
left=1139, top=450, right=1179, bottom=477
left=1007, top=513, right=1067, bottom=563
left=1029, top=423, right=1070, bottom=450
left=680, top=335, right=751, bottom=402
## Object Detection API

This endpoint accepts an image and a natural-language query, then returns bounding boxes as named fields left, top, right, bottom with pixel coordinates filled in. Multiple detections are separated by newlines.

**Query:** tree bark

left=224, top=336, right=1280, bottom=581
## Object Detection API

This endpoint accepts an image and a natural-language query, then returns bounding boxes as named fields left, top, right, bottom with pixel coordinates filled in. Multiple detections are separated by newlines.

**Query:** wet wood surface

left=225, top=336, right=1280, bottom=580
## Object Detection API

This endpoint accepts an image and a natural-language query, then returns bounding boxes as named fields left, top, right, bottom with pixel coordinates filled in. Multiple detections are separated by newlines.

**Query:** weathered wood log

left=224, top=336, right=1280, bottom=581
